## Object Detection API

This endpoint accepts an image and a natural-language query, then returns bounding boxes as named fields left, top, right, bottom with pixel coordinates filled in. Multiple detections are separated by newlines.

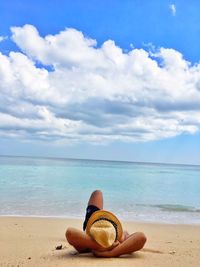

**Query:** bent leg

left=83, top=190, right=103, bottom=231
left=87, top=190, right=103, bottom=209
left=93, top=232, right=147, bottom=257
left=66, top=227, right=103, bottom=253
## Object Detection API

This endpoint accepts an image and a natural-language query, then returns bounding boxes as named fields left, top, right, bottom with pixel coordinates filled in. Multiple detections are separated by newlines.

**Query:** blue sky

left=0, top=0, right=200, bottom=164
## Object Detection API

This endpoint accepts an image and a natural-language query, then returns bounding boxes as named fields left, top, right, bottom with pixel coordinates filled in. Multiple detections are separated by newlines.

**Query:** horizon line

left=0, top=154, right=199, bottom=168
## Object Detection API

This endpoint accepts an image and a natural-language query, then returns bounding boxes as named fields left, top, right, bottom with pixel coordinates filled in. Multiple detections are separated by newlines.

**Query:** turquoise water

left=0, top=156, right=200, bottom=224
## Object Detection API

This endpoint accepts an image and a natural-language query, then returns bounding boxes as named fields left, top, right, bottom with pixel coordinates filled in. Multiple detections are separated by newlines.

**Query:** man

left=66, top=190, right=146, bottom=257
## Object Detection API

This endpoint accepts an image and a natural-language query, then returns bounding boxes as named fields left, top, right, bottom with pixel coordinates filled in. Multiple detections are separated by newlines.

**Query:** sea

left=0, top=156, right=200, bottom=225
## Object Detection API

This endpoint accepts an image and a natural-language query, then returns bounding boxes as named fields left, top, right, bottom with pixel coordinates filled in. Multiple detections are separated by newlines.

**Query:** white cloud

left=169, top=4, right=176, bottom=16
left=0, top=36, right=7, bottom=42
left=0, top=24, right=200, bottom=144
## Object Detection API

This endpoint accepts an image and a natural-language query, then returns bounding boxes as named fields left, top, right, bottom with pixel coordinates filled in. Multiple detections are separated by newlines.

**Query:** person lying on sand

left=65, top=190, right=147, bottom=257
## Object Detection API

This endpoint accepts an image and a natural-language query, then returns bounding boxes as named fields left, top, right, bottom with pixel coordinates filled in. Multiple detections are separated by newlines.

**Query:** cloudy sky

left=0, top=0, right=200, bottom=164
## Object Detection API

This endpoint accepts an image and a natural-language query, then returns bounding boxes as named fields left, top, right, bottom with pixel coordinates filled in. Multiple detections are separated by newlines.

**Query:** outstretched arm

left=93, top=232, right=147, bottom=257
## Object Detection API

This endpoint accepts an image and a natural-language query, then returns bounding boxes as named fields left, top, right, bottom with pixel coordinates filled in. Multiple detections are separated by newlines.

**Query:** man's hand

left=93, top=249, right=116, bottom=258
left=92, top=241, right=120, bottom=257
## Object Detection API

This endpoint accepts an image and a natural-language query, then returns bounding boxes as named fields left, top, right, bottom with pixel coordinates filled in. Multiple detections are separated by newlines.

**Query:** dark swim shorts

left=83, top=205, right=100, bottom=231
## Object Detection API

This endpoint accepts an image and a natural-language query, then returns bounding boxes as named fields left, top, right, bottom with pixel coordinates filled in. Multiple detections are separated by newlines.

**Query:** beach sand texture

left=0, top=217, right=199, bottom=267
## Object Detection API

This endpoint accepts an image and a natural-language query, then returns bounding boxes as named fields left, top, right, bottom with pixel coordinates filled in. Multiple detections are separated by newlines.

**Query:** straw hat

left=86, top=210, right=123, bottom=248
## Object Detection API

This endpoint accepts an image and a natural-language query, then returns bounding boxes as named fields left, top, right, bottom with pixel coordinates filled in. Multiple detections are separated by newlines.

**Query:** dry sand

left=0, top=216, right=199, bottom=267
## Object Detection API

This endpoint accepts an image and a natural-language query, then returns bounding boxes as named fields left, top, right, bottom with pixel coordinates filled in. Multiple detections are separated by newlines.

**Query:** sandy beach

left=0, top=217, right=199, bottom=267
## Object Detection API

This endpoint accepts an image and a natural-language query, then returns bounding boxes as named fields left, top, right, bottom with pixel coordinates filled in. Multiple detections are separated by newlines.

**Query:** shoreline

left=0, top=216, right=199, bottom=266
left=0, top=214, right=200, bottom=226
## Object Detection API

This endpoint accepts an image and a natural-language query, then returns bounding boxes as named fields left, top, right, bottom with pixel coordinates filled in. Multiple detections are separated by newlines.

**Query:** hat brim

left=86, top=210, right=123, bottom=240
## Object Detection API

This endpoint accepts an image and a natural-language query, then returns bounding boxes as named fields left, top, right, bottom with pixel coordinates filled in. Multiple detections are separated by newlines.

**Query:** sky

left=0, top=0, right=200, bottom=165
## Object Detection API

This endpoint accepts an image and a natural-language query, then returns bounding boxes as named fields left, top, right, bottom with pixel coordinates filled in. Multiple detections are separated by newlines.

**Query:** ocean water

left=0, top=156, right=200, bottom=225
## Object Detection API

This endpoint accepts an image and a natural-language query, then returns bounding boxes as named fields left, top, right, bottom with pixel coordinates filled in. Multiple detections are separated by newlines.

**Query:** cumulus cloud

left=169, top=4, right=176, bottom=16
left=0, top=24, right=200, bottom=144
